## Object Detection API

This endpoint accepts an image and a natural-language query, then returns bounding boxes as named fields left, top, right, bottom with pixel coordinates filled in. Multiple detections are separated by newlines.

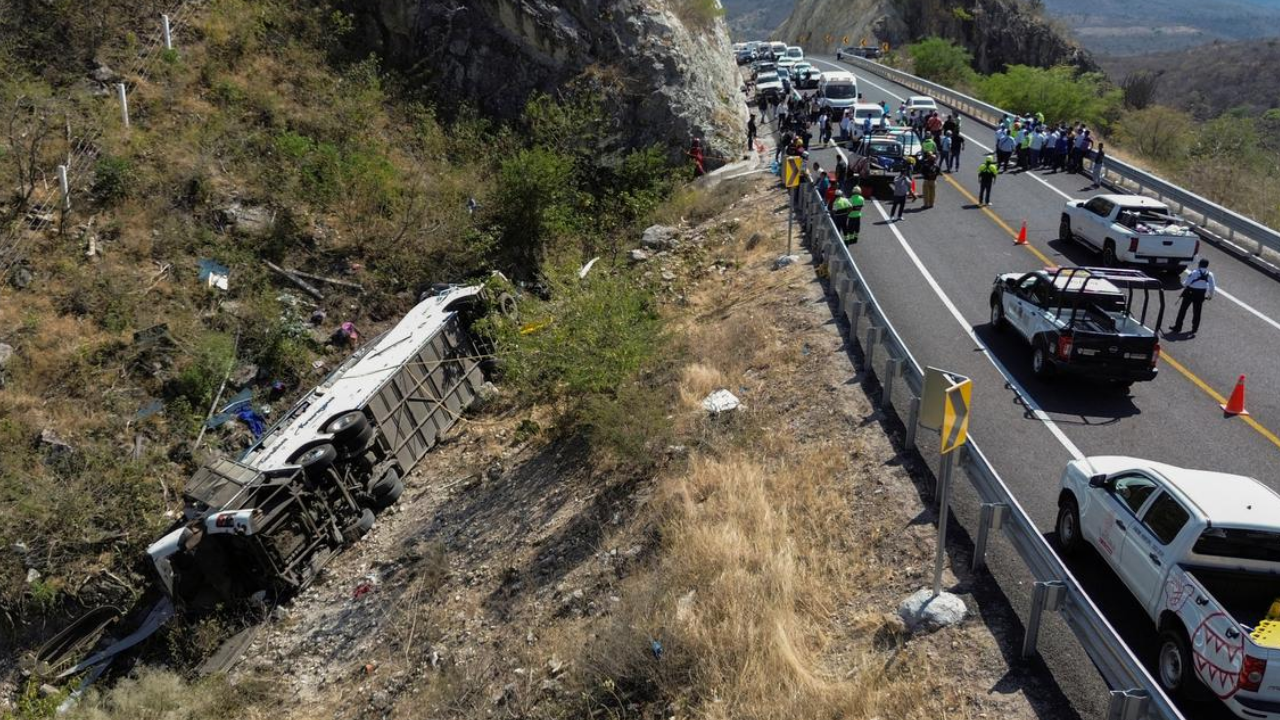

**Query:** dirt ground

left=229, top=173, right=1076, bottom=720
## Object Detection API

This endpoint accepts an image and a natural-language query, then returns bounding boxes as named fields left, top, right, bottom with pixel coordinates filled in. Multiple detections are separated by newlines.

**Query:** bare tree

left=4, top=95, right=55, bottom=219
left=1121, top=70, right=1161, bottom=110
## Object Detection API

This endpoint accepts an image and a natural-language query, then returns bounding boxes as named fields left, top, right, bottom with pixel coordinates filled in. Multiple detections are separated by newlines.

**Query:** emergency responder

left=978, top=155, right=998, bottom=206
left=831, top=189, right=852, bottom=241
left=920, top=153, right=940, bottom=209
left=846, top=186, right=864, bottom=243
left=688, top=138, right=705, bottom=178
left=1169, top=259, right=1216, bottom=334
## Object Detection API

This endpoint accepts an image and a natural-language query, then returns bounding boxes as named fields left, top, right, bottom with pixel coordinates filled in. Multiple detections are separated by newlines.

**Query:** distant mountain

left=1042, top=0, right=1280, bottom=54
left=721, top=0, right=796, bottom=41
left=1099, top=37, right=1280, bottom=119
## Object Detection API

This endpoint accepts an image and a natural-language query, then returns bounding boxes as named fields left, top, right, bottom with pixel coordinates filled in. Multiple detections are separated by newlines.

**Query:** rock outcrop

left=343, top=0, right=747, bottom=161
left=777, top=0, right=1094, bottom=74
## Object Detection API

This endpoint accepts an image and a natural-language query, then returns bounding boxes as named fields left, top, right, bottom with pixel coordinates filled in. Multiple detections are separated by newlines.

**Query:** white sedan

left=907, top=96, right=938, bottom=114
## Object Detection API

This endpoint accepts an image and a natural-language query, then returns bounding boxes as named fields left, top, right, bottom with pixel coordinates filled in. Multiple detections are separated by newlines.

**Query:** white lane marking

left=814, top=57, right=1280, bottom=336
left=866, top=196, right=1087, bottom=461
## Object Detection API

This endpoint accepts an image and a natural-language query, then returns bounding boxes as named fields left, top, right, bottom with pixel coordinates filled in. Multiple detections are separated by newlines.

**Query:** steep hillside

left=1100, top=38, right=1280, bottom=119
left=722, top=0, right=796, bottom=40
left=1043, top=0, right=1280, bottom=54
left=336, top=0, right=747, bottom=161
left=778, top=0, right=1094, bottom=72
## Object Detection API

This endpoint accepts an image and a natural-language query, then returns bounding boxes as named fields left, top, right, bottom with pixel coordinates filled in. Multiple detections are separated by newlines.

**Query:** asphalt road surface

left=769, top=55, right=1280, bottom=720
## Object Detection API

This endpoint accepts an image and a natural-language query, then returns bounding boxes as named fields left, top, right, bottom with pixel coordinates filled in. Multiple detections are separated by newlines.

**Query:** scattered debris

left=0, top=344, right=12, bottom=367
left=641, top=224, right=679, bottom=250
left=578, top=256, right=600, bottom=279
left=265, top=260, right=324, bottom=300
left=629, top=248, right=652, bottom=264
left=26, top=568, right=41, bottom=584
left=310, top=309, right=327, bottom=325
left=701, top=389, right=741, bottom=414
left=287, top=267, right=364, bottom=291
left=205, top=388, right=253, bottom=429
left=37, top=428, right=74, bottom=458
left=898, top=588, right=968, bottom=634
left=773, top=254, right=800, bottom=270
left=90, top=63, right=120, bottom=84
left=135, top=398, right=164, bottom=421
left=198, top=258, right=230, bottom=291
left=229, top=363, right=259, bottom=389
left=660, top=270, right=676, bottom=282
left=236, top=407, right=267, bottom=437
left=331, top=322, right=360, bottom=347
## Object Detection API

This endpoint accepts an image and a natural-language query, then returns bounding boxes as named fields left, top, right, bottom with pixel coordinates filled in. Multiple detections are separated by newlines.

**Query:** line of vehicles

left=749, top=41, right=1280, bottom=720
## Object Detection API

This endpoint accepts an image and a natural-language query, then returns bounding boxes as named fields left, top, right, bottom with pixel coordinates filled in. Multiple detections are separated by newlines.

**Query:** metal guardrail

left=840, top=56, right=1280, bottom=263
left=794, top=184, right=1185, bottom=720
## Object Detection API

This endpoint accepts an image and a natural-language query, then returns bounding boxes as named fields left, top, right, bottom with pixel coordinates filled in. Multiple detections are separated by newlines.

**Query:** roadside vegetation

left=894, top=37, right=1280, bottom=231
left=0, top=0, right=683, bottom=690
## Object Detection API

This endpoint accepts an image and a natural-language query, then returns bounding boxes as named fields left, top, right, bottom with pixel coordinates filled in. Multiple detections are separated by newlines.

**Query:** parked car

left=882, top=126, right=922, bottom=160
left=849, top=134, right=908, bottom=187
left=906, top=95, right=938, bottom=114
left=848, top=103, right=886, bottom=141
left=1057, top=455, right=1280, bottom=717
left=792, top=63, right=820, bottom=90
left=990, top=266, right=1164, bottom=386
left=785, top=45, right=804, bottom=61
left=754, top=72, right=784, bottom=101
left=1060, top=195, right=1201, bottom=273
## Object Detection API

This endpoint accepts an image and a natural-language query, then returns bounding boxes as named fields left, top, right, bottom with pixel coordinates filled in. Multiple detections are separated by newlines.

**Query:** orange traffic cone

left=1221, top=375, right=1250, bottom=416
left=1015, top=220, right=1028, bottom=245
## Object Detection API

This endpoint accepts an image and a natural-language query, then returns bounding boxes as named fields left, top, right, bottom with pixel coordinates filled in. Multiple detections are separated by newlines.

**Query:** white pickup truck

left=1057, top=456, right=1280, bottom=718
left=1060, top=195, right=1200, bottom=272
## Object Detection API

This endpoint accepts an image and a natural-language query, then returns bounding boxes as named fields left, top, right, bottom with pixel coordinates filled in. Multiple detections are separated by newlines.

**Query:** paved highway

left=783, top=56, right=1280, bottom=719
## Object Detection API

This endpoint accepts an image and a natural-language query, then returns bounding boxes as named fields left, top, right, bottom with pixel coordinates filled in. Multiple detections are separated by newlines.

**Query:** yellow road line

left=944, top=175, right=1057, bottom=267
left=941, top=173, right=1280, bottom=454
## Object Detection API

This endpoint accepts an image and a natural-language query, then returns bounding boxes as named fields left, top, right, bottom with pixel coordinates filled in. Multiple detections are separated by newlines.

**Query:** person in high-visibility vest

left=846, top=186, right=864, bottom=243
left=977, top=155, right=999, bottom=206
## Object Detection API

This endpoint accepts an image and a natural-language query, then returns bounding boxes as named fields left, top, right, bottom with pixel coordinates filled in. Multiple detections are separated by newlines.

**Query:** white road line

left=814, top=57, right=1280, bottom=336
left=867, top=197, right=1087, bottom=461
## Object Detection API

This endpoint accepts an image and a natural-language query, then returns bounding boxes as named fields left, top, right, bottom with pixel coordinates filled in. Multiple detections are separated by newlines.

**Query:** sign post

left=783, top=156, right=803, bottom=255
left=920, top=366, right=972, bottom=596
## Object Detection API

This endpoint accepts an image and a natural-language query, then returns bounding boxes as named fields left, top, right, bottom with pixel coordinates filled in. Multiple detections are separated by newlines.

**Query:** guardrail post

left=865, top=325, right=883, bottom=372
left=882, top=357, right=903, bottom=410
left=1106, top=690, right=1150, bottom=720
left=904, top=396, right=921, bottom=450
left=58, top=165, right=70, bottom=212
left=116, top=83, right=130, bottom=128
left=1022, top=580, right=1067, bottom=658
left=972, top=502, right=1008, bottom=571
left=931, top=448, right=956, bottom=596
left=848, top=300, right=864, bottom=339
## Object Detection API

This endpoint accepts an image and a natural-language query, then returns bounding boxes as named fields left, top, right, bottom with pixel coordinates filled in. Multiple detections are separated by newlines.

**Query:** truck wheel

left=1102, top=240, right=1119, bottom=267
left=291, top=443, right=337, bottom=475
left=344, top=508, right=376, bottom=542
left=1055, top=498, right=1082, bottom=556
left=1158, top=628, right=1208, bottom=700
left=373, top=478, right=405, bottom=510
left=990, top=299, right=1006, bottom=331
left=496, top=292, right=518, bottom=320
left=1058, top=216, right=1072, bottom=243
left=324, top=411, right=369, bottom=444
left=1032, top=344, right=1054, bottom=379
left=370, top=468, right=400, bottom=497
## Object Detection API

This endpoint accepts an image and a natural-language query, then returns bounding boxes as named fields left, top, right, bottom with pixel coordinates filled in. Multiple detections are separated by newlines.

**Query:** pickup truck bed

left=1189, top=567, right=1280, bottom=631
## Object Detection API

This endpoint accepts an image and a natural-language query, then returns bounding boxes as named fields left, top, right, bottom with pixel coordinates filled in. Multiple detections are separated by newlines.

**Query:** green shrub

left=1114, top=106, right=1195, bottom=163
left=907, top=37, right=976, bottom=89
left=675, top=0, right=726, bottom=29
left=980, top=65, right=1121, bottom=129
left=92, top=156, right=134, bottom=206
left=165, top=331, right=236, bottom=411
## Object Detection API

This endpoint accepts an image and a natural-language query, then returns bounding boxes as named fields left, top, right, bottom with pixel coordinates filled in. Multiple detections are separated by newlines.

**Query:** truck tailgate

left=1134, top=233, right=1198, bottom=262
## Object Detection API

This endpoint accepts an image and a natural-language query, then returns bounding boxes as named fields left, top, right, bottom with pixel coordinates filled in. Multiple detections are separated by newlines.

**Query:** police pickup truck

left=849, top=133, right=907, bottom=188
left=1060, top=195, right=1201, bottom=273
left=1058, top=456, right=1280, bottom=718
left=990, top=267, right=1164, bottom=387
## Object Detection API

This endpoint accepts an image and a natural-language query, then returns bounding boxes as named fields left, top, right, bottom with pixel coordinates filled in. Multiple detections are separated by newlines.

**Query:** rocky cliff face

left=777, top=0, right=1094, bottom=73
left=343, top=0, right=747, bottom=161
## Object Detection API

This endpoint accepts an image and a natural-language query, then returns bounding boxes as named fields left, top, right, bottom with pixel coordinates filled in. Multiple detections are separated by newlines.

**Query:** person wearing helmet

left=830, top=189, right=855, bottom=244
left=847, top=186, right=864, bottom=243
left=978, top=154, right=999, bottom=206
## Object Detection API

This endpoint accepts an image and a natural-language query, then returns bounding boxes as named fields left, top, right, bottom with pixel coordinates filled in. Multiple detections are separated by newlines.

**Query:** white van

left=785, top=46, right=804, bottom=61
left=850, top=103, right=886, bottom=139
left=769, top=41, right=788, bottom=58
left=817, top=71, right=859, bottom=115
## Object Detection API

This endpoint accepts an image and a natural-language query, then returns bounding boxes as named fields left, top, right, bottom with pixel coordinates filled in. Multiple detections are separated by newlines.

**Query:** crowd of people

left=992, top=114, right=1106, bottom=188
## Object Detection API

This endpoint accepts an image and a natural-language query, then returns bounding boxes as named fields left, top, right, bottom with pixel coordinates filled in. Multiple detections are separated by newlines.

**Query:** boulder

left=90, top=63, right=120, bottom=84
left=641, top=225, right=680, bottom=250
left=898, top=588, right=967, bottom=634
left=628, top=248, right=652, bottom=264
left=218, top=203, right=274, bottom=237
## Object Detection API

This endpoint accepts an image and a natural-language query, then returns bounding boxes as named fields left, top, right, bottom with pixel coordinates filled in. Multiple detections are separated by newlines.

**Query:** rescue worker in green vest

left=830, top=188, right=864, bottom=244
left=977, top=155, right=999, bottom=206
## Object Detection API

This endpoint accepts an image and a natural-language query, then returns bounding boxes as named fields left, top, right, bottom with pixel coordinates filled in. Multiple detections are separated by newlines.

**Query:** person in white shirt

left=1169, top=259, right=1216, bottom=334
